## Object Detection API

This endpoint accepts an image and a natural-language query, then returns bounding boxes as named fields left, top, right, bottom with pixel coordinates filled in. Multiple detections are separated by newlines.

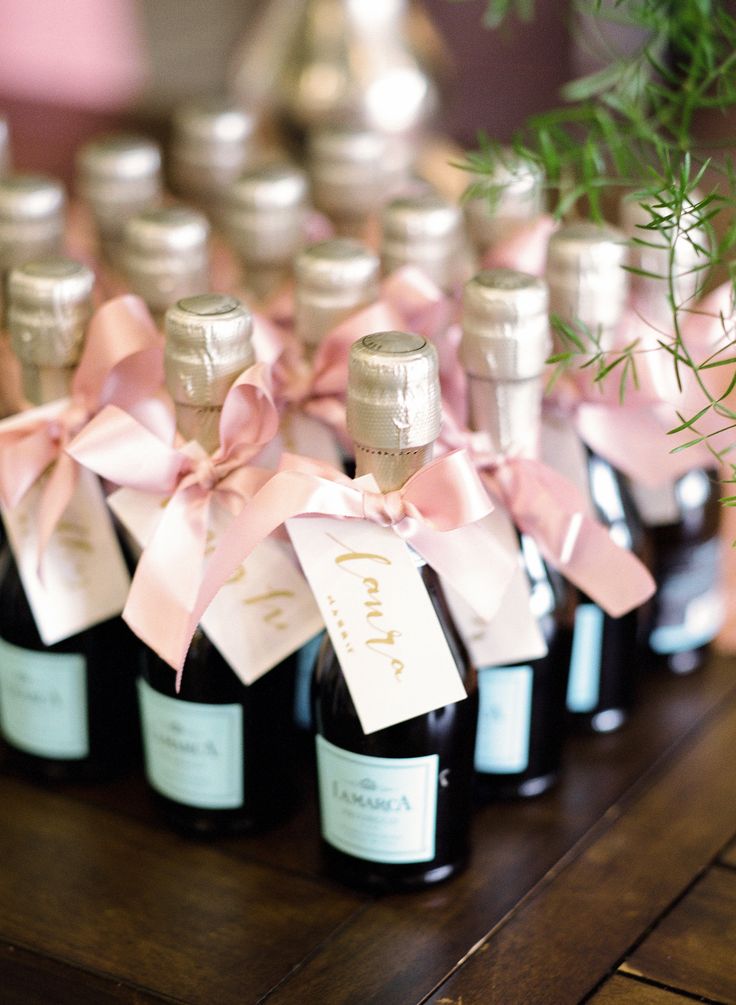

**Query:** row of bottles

left=0, top=110, right=724, bottom=895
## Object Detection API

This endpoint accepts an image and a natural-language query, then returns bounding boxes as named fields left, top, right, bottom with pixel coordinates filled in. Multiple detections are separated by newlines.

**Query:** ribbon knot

left=361, top=488, right=409, bottom=527
left=189, top=456, right=220, bottom=493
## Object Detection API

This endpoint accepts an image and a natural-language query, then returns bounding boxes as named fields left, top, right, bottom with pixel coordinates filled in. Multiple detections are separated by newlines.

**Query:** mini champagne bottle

left=460, top=269, right=574, bottom=797
left=620, top=195, right=722, bottom=675
left=138, top=293, right=296, bottom=835
left=0, top=258, right=140, bottom=781
left=313, top=330, right=478, bottom=891
left=75, top=134, right=162, bottom=266
left=120, top=206, right=210, bottom=327
left=546, top=222, right=649, bottom=732
left=224, top=163, right=309, bottom=302
left=292, top=238, right=380, bottom=730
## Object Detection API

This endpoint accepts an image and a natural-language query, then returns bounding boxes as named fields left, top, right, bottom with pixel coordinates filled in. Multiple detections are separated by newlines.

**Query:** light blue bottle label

left=649, top=538, right=723, bottom=654
left=0, top=636, right=88, bottom=759
left=294, top=631, right=323, bottom=730
left=316, top=734, right=438, bottom=864
left=474, top=665, right=533, bottom=774
left=567, top=603, right=605, bottom=713
left=137, top=678, right=243, bottom=809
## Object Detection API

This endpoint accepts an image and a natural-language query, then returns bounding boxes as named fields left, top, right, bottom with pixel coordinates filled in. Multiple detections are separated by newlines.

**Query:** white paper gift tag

left=2, top=468, right=131, bottom=646
left=109, top=486, right=323, bottom=683
left=286, top=515, right=468, bottom=734
left=541, top=411, right=595, bottom=516
left=443, top=507, right=547, bottom=667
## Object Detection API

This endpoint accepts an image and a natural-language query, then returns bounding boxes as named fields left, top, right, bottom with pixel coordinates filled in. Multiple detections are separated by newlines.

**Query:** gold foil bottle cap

left=464, top=150, right=544, bottom=252
left=122, top=206, right=210, bottom=317
left=165, top=293, right=254, bottom=452
left=165, top=293, right=254, bottom=406
left=76, top=134, right=162, bottom=252
left=347, top=330, right=440, bottom=451
left=546, top=221, right=628, bottom=334
left=224, top=162, right=308, bottom=268
left=381, top=191, right=463, bottom=291
left=7, top=257, right=94, bottom=404
left=294, top=238, right=379, bottom=352
left=307, top=127, right=412, bottom=233
left=461, top=269, right=550, bottom=381
left=170, top=98, right=258, bottom=206
left=0, top=173, right=65, bottom=271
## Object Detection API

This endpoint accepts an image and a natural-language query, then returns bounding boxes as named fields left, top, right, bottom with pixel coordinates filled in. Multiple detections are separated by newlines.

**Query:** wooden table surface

left=1, top=648, right=735, bottom=1005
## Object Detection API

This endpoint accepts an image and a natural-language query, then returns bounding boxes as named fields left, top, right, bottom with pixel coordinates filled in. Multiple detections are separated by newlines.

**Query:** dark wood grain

left=588, top=974, right=697, bottom=1004
left=418, top=687, right=736, bottom=1005
left=622, top=866, right=736, bottom=1003
left=720, top=837, right=736, bottom=869
left=0, top=941, right=173, bottom=1005
left=0, top=775, right=364, bottom=1005
left=261, top=659, right=736, bottom=1005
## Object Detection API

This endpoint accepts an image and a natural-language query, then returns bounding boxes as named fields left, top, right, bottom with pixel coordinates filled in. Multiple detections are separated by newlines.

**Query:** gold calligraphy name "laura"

left=328, top=533, right=404, bottom=680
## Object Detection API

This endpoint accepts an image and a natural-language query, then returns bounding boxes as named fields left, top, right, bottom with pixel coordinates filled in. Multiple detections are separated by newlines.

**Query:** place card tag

left=443, top=508, right=547, bottom=667
left=286, top=514, right=468, bottom=734
left=1, top=467, right=131, bottom=646
left=109, top=485, right=323, bottom=683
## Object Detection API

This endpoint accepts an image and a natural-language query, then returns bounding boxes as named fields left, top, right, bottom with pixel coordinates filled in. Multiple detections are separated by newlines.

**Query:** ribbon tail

left=405, top=520, right=517, bottom=622
left=122, top=488, right=213, bottom=691
left=180, top=472, right=363, bottom=675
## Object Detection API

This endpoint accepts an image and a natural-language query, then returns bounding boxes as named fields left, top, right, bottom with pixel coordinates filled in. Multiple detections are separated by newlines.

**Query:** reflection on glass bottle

left=313, top=332, right=477, bottom=891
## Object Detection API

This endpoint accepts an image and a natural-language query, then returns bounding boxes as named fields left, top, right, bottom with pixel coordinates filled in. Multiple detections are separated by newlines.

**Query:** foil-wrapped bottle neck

left=7, top=257, right=94, bottom=405
left=546, top=220, right=628, bottom=346
left=620, top=191, right=708, bottom=325
left=75, top=133, right=162, bottom=259
left=461, top=269, right=549, bottom=458
left=464, top=149, right=545, bottom=253
left=308, top=127, right=413, bottom=236
left=0, top=173, right=66, bottom=275
left=165, top=293, right=254, bottom=453
left=170, top=98, right=258, bottom=208
left=347, top=330, right=439, bottom=490
left=122, top=206, right=211, bottom=320
left=381, top=191, right=463, bottom=292
left=295, top=238, right=379, bottom=355
left=224, top=163, right=308, bottom=300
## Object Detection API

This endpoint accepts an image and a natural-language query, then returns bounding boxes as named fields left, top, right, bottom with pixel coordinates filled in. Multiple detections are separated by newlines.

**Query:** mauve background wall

left=424, top=0, right=572, bottom=143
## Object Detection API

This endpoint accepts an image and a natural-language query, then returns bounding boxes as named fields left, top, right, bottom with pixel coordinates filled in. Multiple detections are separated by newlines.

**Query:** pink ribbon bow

left=115, top=448, right=517, bottom=678
left=0, top=295, right=166, bottom=562
left=441, top=416, right=655, bottom=617
left=67, top=362, right=280, bottom=679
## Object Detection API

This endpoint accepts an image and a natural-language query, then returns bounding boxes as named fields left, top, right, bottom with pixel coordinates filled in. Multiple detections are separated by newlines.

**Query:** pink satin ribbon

left=111, top=448, right=518, bottom=678
left=481, top=214, right=559, bottom=277
left=67, top=362, right=280, bottom=683
left=441, top=417, right=655, bottom=616
left=0, top=295, right=166, bottom=562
